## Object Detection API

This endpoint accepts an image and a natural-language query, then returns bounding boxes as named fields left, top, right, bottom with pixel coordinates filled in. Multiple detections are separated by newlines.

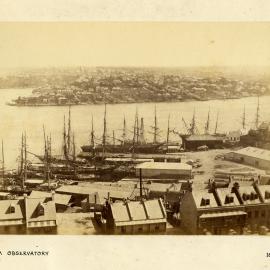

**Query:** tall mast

left=190, top=109, right=196, bottom=135
left=255, top=96, right=260, bottom=129
left=136, top=110, right=140, bottom=144
left=72, top=133, right=76, bottom=175
left=153, top=105, right=158, bottom=143
left=63, top=115, right=68, bottom=159
left=20, top=133, right=24, bottom=177
left=1, top=140, right=4, bottom=189
left=242, top=105, right=246, bottom=130
left=112, top=130, right=115, bottom=146
left=23, top=132, right=27, bottom=190
left=72, top=133, right=76, bottom=162
left=122, top=116, right=126, bottom=145
left=90, top=114, right=95, bottom=147
left=139, top=117, right=145, bottom=144
left=132, top=109, right=137, bottom=156
left=102, top=104, right=107, bottom=158
left=48, top=134, right=51, bottom=189
left=67, top=105, right=71, bottom=155
left=214, top=111, right=219, bottom=134
left=43, top=125, right=49, bottom=183
left=205, top=109, right=210, bottom=134
left=166, top=114, right=170, bottom=151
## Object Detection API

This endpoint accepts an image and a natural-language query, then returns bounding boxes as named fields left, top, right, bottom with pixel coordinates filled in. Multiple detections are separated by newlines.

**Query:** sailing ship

left=240, top=96, right=270, bottom=149
left=80, top=105, right=164, bottom=155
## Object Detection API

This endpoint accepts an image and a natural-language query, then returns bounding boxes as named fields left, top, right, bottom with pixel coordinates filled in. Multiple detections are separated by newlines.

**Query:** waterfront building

left=181, top=135, right=225, bottom=151
left=225, top=147, right=270, bottom=170
left=135, top=162, right=192, bottom=181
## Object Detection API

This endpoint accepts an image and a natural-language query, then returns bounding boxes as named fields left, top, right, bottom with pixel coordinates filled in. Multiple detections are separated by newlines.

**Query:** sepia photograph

left=0, top=22, right=270, bottom=236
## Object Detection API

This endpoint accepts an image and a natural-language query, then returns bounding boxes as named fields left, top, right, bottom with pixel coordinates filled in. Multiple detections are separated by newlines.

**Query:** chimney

left=107, top=192, right=110, bottom=200
left=94, top=193, right=97, bottom=204
left=232, top=182, right=240, bottom=192
left=51, top=191, right=55, bottom=201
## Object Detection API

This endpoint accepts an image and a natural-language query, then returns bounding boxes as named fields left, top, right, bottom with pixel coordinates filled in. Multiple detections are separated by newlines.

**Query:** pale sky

left=1, top=22, right=270, bottom=68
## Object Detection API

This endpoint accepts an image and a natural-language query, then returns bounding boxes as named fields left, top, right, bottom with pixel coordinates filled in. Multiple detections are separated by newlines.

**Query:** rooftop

left=215, top=188, right=241, bottom=207
left=25, top=197, right=57, bottom=223
left=136, top=162, right=192, bottom=171
left=110, top=199, right=166, bottom=226
left=192, top=190, right=219, bottom=209
left=230, top=147, right=270, bottom=162
left=29, top=190, right=71, bottom=206
left=0, top=199, right=24, bottom=222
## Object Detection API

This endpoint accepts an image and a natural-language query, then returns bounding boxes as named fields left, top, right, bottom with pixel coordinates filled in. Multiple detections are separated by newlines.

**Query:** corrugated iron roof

left=111, top=199, right=166, bottom=224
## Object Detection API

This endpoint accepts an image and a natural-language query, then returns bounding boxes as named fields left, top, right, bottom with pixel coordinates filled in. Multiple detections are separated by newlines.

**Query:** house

left=0, top=195, right=58, bottom=234
left=226, top=130, right=241, bottom=144
left=106, top=199, right=167, bottom=234
left=25, top=197, right=57, bottom=234
left=135, top=162, right=192, bottom=181
left=0, top=199, right=25, bottom=234
left=225, top=147, right=270, bottom=170
left=29, top=190, right=72, bottom=212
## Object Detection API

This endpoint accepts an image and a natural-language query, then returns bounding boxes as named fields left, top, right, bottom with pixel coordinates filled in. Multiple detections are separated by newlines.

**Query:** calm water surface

left=1, top=88, right=269, bottom=169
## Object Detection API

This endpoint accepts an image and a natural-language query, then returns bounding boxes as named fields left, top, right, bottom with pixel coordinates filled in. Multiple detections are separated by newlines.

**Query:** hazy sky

left=1, top=22, right=270, bottom=68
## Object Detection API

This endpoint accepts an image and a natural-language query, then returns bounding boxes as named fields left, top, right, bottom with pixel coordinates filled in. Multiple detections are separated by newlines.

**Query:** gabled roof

left=0, top=199, right=24, bottom=222
left=192, top=190, right=219, bottom=209
left=256, top=185, right=270, bottom=203
left=215, top=188, right=241, bottom=206
left=25, top=197, right=57, bottom=224
left=30, top=190, right=71, bottom=206
left=237, top=186, right=262, bottom=205
left=110, top=199, right=166, bottom=226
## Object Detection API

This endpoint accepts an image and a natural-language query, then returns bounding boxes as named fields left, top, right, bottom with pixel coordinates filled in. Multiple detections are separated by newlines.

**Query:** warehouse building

left=135, top=162, right=192, bottom=181
left=181, top=134, right=225, bottom=151
left=225, top=147, right=270, bottom=170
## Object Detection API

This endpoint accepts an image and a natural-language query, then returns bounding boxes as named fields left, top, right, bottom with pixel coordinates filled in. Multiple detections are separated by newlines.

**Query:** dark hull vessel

left=81, top=142, right=164, bottom=154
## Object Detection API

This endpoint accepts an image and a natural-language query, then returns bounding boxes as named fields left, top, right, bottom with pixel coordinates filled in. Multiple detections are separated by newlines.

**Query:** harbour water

left=1, top=88, right=270, bottom=169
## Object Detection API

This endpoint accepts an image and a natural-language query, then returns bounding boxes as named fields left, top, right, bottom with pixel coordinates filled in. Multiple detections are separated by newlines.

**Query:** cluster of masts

left=88, top=98, right=262, bottom=149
